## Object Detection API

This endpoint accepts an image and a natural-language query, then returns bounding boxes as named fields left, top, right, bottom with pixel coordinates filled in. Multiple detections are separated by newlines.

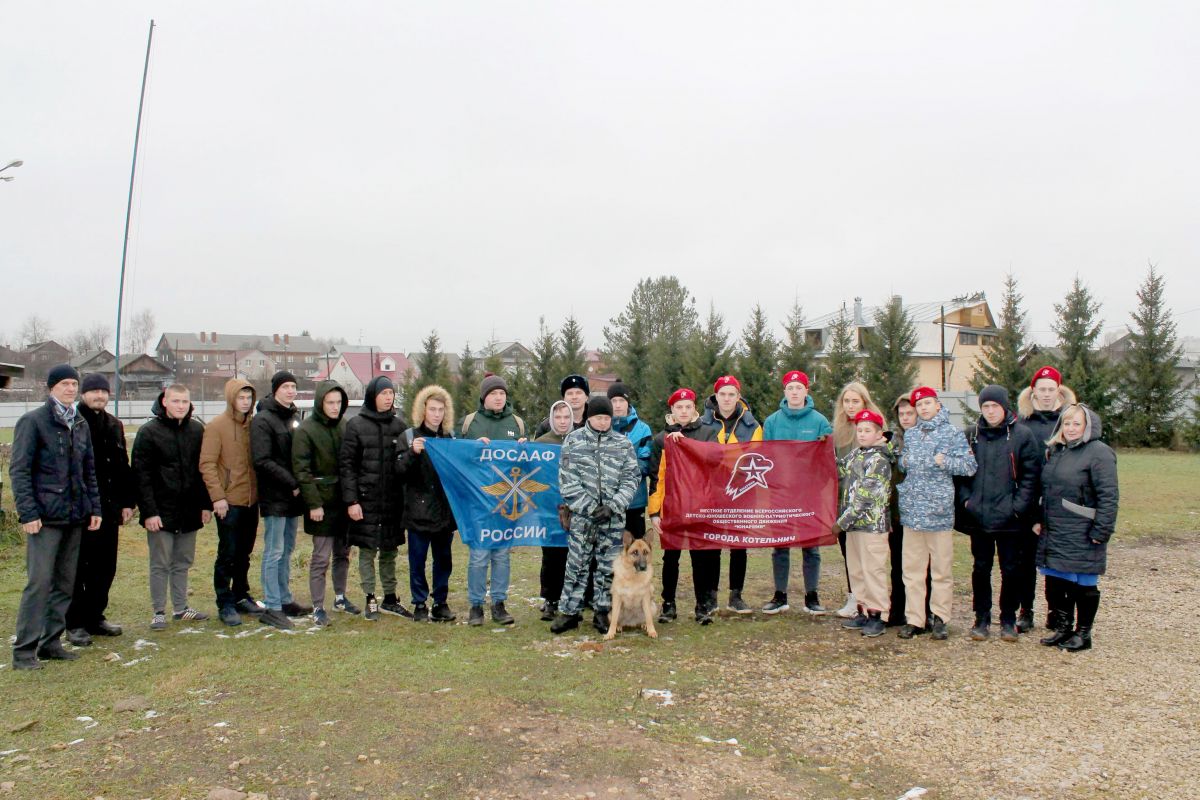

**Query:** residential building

left=804, top=294, right=998, bottom=392
left=93, top=354, right=175, bottom=399
left=16, top=340, right=71, bottom=383
left=310, top=350, right=415, bottom=399
left=70, top=349, right=116, bottom=372
left=155, top=331, right=321, bottom=392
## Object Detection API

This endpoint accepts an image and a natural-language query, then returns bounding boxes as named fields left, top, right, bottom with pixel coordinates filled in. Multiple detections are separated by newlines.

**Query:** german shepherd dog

left=605, top=531, right=658, bottom=640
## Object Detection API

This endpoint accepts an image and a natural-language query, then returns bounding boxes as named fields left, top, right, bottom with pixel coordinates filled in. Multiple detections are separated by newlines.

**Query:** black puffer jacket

left=10, top=399, right=101, bottom=526
left=78, top=403, right=137, bottom=521
left=1037, top=405, right=1118, bottom=575
left=131, top=393, right=211, bottom=533
left=251, top=395, right=305, bottom=517
left=954, top=412, right=1041, bottom=535
left=339, top=377, right=405, bottom=550
left=396, top=423, right=456, bottom=535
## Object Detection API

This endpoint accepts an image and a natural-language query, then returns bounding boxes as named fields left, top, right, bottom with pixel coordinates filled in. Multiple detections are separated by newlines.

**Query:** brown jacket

left=200, top=378, right=258, bottom=506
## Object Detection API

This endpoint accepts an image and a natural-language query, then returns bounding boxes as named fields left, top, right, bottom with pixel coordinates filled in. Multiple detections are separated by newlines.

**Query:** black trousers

left=723, top=548, right=747, bottom=593
left=625, top=507, right=646, bottom=539
left=1016, top=527, right=1039, bottom=613
left=970, top=532, right=1023, bottom=625
left=14, top=524, right=81, bottom=660
left=887, top=523, right=931, bottom=625
left=213, top=505, right=259, bottom=609
left=540, top=546, right=568, bottom=604
left=66, top=517, right=120, bottom=630
left=661, top=549, right=720, bottom=608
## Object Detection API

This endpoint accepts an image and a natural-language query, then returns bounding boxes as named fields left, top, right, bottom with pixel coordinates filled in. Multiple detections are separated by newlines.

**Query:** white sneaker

left=835, top=593, right=858, bottom=618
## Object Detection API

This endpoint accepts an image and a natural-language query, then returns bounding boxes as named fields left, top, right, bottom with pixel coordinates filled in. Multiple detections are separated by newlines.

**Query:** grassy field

left=0, top=450, right=1196, bottom=799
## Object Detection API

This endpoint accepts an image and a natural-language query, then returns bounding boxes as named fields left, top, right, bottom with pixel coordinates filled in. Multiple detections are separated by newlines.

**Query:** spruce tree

left=1052, top=276, right=1116, bottom=425
left=481, top=337, right=504, bottom=375
left=862, top=296, right=918, bottom=423
left=505, top=362, right=536, bottom=422
left=970, top=273, right=1028, bottom=399
left=555, top=314, right=587, bottom=380
left=604, top=277, right=697, bottom=429
left=818, top=309, right=860, bottom=418
left=413, top=329, right=448, bottom=391
left=778, top=300, right=816, bottom=376
left=527, top=318, right=560, bottom=420
left=683, top=302, right=733, bottom=399
left=453, top=340, right=479, bottom=421
left=735, top=305, right=779, bottom=421
left=1116, top=264, right=1181, bottom=447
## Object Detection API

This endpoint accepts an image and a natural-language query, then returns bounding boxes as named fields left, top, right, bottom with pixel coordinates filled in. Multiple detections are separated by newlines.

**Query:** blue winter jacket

left=762, top=396, right=834, bottom=442
left=611, top=407, right=653, bottom=509
left=897, top=406, right=977, bottom=531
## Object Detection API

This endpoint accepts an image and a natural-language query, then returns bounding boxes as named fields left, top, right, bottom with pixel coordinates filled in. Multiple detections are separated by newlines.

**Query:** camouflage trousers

left=557, top=518, right=624, bottom=616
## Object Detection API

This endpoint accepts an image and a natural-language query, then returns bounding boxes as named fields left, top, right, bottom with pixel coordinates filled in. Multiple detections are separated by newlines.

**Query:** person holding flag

left=700, top=375, right=763, bottom=615
left=648, top=388, right=721, bottom=625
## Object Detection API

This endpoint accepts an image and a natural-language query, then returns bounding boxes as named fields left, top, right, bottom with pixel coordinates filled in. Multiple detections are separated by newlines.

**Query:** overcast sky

left=3, top=3, right=1197, bottom=355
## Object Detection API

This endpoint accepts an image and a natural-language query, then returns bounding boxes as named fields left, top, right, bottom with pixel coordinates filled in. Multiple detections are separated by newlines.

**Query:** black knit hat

left=46, top=364, right=80, bottom=389
left=586, top=395, right=613, bottom=418
left=978, top=384, right=1010, bottom=413
left=271, top=370, right=298, bottom=394
left=560, top=374, right=590, bottom=396
left=479, top=373, right=508, bottom=401
left=606, top=379, right=630, bottom=401
left=80, top=373, right=110, bottom=394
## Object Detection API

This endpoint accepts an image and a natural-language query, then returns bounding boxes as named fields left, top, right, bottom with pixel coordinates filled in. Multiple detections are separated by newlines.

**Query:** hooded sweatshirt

left=534, top=400, right=573, bottom=445
left=293, top=380, right=349, bottom=537
left=200, top=378, right=258, bottom=507
left=762, top=395, right=834, bottom=442
left=897, top=405, right=977, bottom=531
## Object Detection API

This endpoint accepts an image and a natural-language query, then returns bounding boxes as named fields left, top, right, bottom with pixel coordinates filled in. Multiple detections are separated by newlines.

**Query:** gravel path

left=696, top=536, right=1200, bottom=799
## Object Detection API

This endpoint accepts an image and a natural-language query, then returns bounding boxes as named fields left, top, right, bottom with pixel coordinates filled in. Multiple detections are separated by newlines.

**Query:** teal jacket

left=762, top=396, right=833, bottom=442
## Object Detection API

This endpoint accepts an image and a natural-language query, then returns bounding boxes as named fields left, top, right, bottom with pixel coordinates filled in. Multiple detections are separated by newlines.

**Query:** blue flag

left=424, top=439, right=568, bottom=549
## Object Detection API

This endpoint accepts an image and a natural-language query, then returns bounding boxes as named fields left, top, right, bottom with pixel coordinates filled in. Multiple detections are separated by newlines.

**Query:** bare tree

left=123, top=308, right=157, bottom=355
left=18, top=314, right=53, bottom=348
left=67, top=322, right=114, bottom=355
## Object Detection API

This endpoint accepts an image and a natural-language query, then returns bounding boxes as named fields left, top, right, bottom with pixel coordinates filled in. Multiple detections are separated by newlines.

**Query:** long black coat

left=1037, top=406, right=1118, bottom=575
left=131, top=393, right=211, bottom=533
left=10, top=399, right=101, bottom=526
left=955, top=412, right=1042, bottom=535
left=251, top=395, right=306, bottom=518
left=396, top=423, right=456, bottom=536
left=339, top=381, right=405, bottom=550
left=78, top=403, right=137, bottom=521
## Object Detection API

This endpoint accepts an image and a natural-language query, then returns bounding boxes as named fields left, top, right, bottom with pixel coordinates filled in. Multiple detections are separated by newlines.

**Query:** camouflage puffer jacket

left=559, top=423, right=642, bottom=523
left=836, top=444, right=893, bottom=534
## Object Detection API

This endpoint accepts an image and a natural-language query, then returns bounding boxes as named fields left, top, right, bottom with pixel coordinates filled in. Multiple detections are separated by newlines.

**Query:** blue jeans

left=771, top=546, right=822, bottom=595
left=467, top=546, right=510, bottom=606
left=261, top=516, right=298, bottom=610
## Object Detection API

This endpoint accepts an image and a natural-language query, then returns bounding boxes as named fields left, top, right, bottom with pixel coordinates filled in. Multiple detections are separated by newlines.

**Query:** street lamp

left=0, top=160, right=22, bottom=182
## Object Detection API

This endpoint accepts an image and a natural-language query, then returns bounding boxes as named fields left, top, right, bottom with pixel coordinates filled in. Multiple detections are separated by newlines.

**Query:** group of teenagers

left=8, top=356, right=1117, bottom=671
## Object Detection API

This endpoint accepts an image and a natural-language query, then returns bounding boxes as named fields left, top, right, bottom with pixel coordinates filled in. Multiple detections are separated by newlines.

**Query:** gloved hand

left=592, top=505, right=614, bottom=524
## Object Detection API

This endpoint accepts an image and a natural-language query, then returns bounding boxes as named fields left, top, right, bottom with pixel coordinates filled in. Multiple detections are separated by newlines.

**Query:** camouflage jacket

left=559, top=423, right=641, bottom=520
left=837, top=444, right=893, bottom=534
left=897, top=406, right=977, bottom=531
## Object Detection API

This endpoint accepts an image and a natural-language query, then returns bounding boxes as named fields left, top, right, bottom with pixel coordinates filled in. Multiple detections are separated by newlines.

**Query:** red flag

left=661, top=438, right=838, bottom=550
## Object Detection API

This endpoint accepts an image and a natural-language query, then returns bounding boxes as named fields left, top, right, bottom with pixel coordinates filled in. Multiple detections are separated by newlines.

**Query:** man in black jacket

left=131, top=384, right=212, bottom=631
left=10, top=365, right=102, bottom=670
left=252, top=370, right=311, bottom=630
left=64, top=374, right=136, bottom=645
left=955, top=385, right=1041, bottom=641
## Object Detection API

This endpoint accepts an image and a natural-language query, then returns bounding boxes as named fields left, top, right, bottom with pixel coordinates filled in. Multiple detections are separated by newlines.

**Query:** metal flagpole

left=113, top=19, right=155, bottom=421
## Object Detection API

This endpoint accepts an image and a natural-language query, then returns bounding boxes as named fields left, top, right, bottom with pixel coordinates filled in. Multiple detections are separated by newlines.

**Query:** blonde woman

left=830, top=382, right=885, bottom=617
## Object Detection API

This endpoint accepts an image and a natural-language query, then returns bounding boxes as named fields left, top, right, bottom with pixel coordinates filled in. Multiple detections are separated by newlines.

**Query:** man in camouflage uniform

left=550, top=396, right=641, bottom=635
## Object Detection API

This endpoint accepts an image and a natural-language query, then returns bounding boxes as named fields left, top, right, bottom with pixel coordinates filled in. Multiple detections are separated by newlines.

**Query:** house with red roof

left=310, top=350, right=414, bottom=399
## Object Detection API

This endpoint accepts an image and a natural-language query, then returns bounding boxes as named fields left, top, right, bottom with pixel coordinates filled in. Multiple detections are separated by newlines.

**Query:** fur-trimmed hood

left=1017, top=384, right=1077, bottom=420
left=410, top=384, right=455, bottom=434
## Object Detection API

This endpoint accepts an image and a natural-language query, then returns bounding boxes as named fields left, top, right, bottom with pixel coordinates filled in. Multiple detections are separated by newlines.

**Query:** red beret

left=853, top=409, right=885, bottom=429
left=668, top=388, right=697, bottom=407
left=781, top=370, right=809, bottom=388
left=1031, top=365, right=1062, bottom=388
left=713, top=375, right=741, bottom=393
left=910, top=386, right=938, bottom=405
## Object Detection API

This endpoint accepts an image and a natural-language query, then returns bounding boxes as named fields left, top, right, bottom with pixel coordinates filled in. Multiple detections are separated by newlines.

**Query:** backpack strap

left=516, top=416, right=525, bottom=437
left=460, top=412, right=476, bottom=436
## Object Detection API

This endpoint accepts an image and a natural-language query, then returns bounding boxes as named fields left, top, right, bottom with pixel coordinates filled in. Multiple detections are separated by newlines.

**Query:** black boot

left=1059, top=586, right=1098, bottom=652
left=592, top=610, right=610, bottom=634
left=550, top=611, right=582, bottom=634
left=540, top=600, right=558, bottom=622
left=1040, top=577, right=1074, bottom=647
left=657, top=600, right=677, bottom=623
